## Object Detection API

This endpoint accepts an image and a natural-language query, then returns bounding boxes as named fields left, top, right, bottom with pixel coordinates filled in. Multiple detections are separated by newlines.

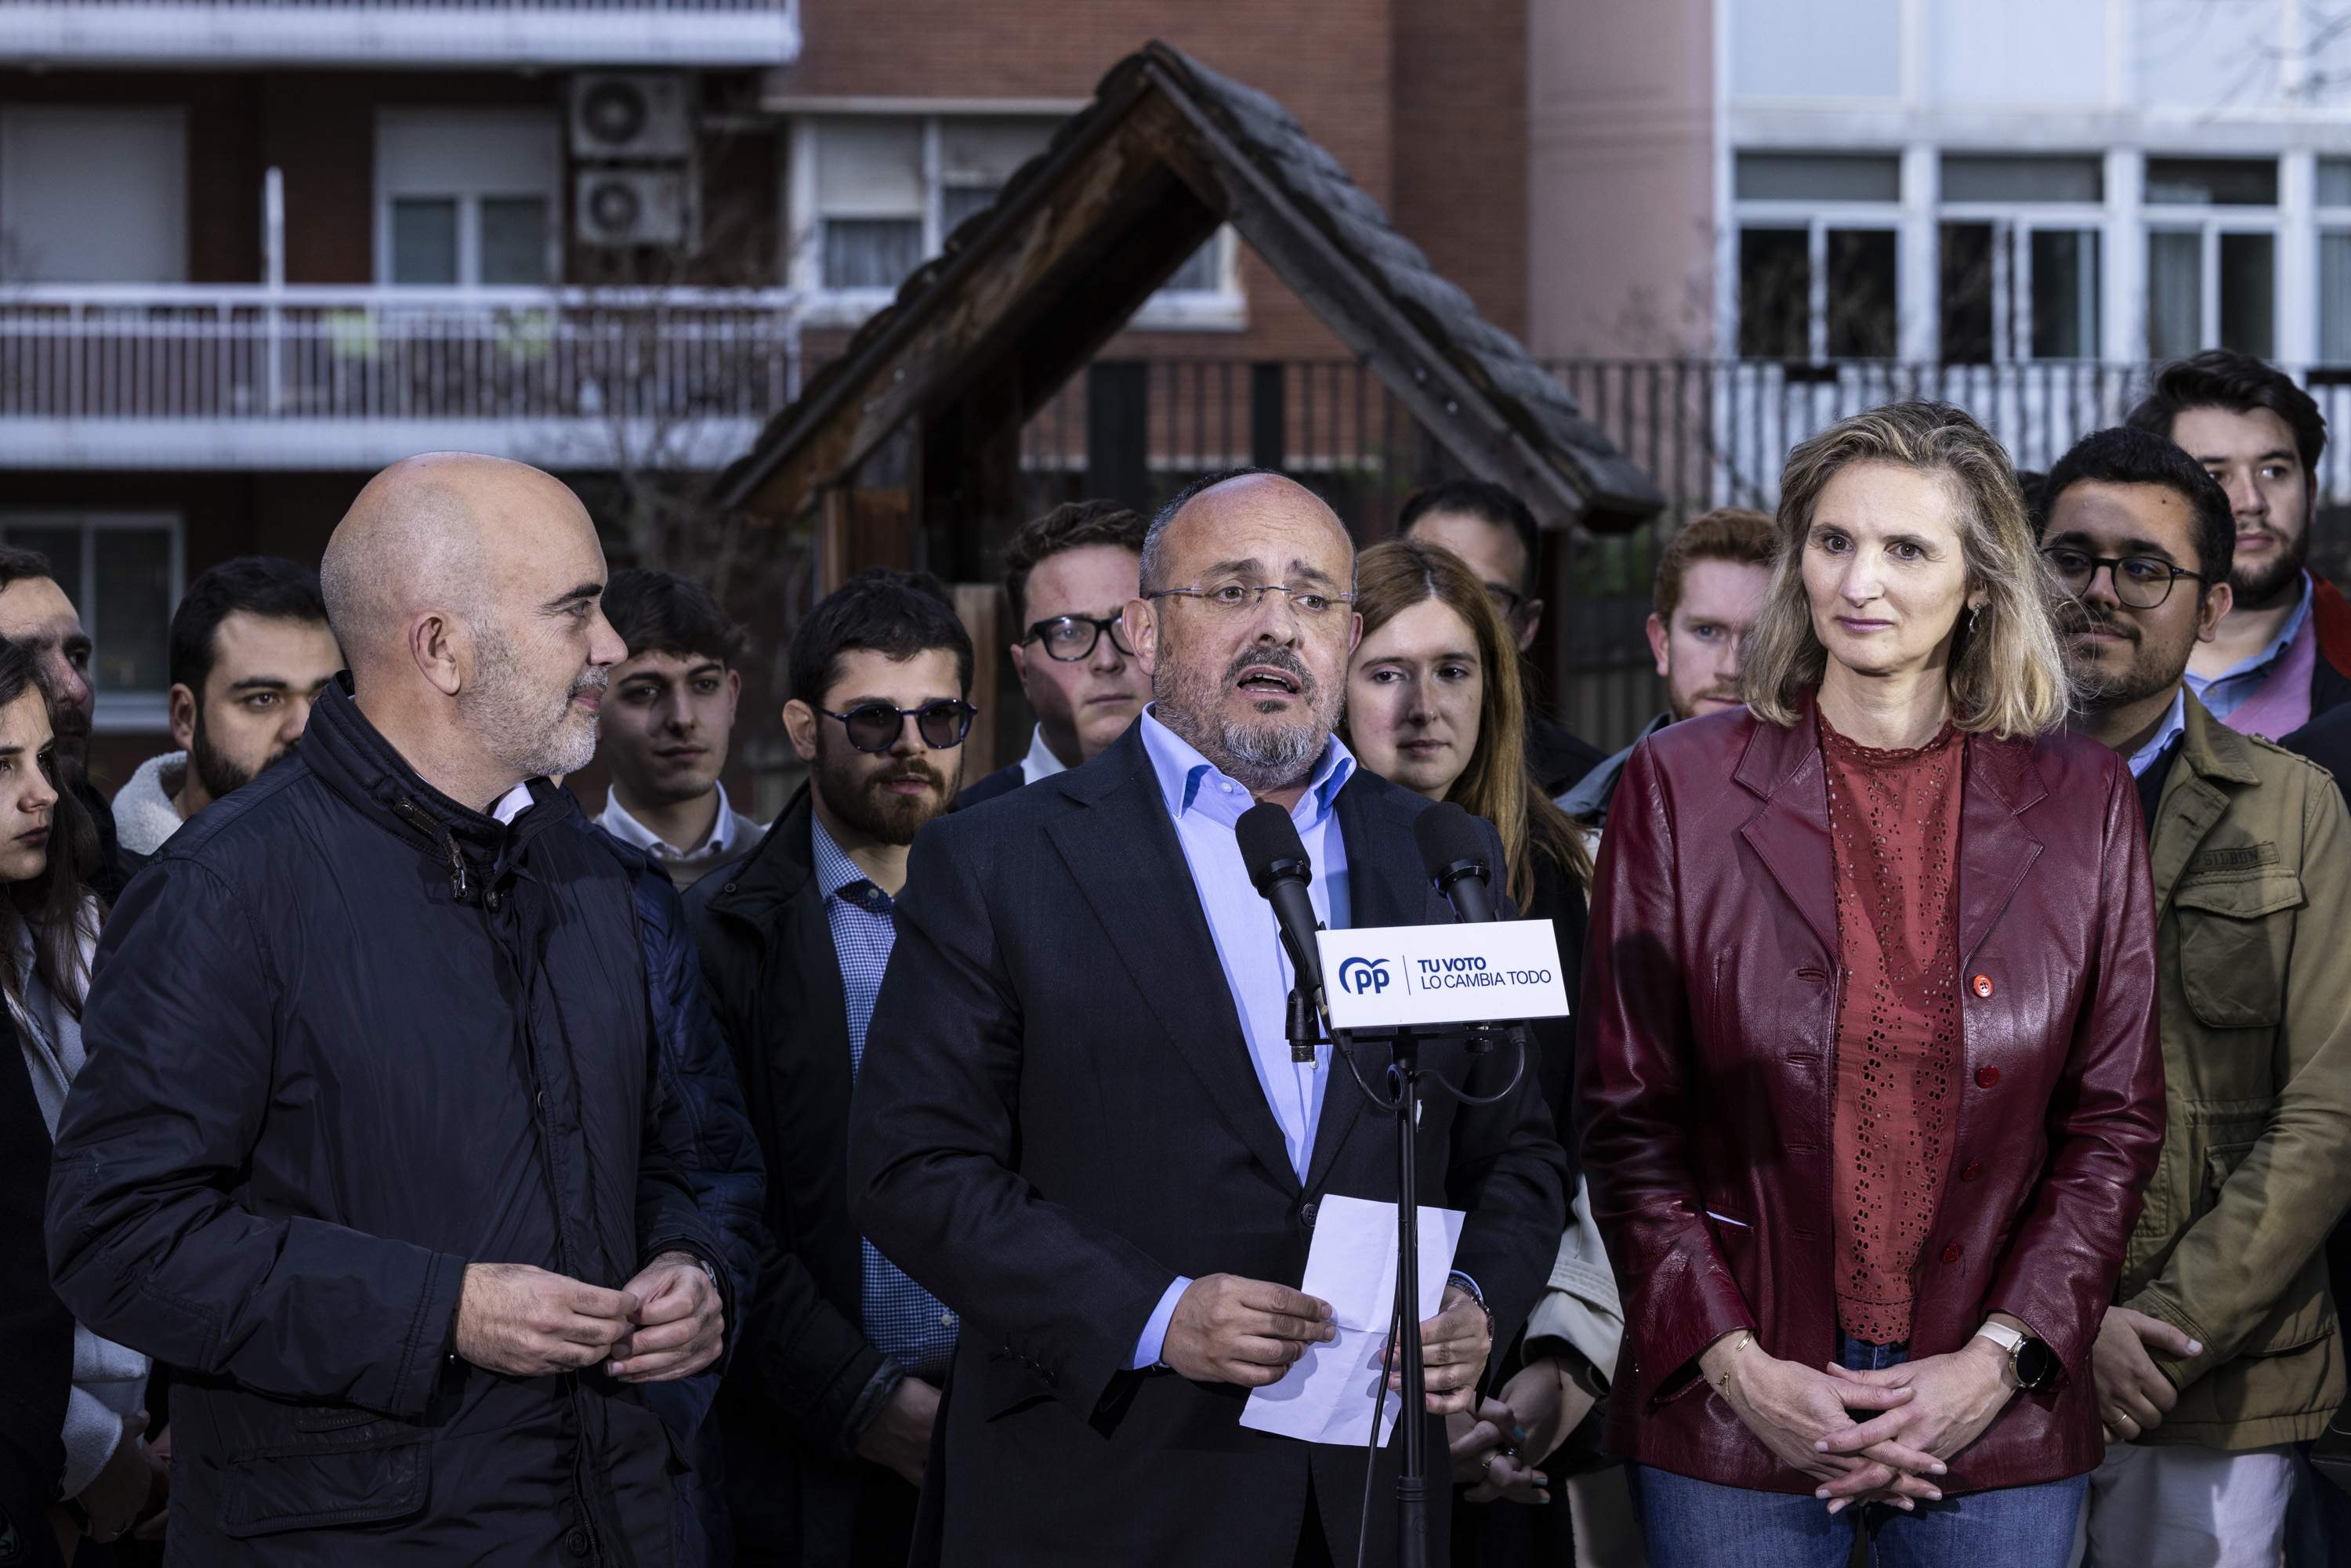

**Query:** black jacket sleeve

left=46, top=861, right=466, bottom=1416
left=2, top=1027, right=71, bottom=1568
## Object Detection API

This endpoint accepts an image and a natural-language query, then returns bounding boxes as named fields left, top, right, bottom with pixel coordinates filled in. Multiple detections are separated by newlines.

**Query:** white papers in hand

left=1237, top=1194, right=1466, bottom=1447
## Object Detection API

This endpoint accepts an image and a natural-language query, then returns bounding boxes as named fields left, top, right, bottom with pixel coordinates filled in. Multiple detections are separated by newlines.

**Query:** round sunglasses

left=817, top=698, right=978, bottom=754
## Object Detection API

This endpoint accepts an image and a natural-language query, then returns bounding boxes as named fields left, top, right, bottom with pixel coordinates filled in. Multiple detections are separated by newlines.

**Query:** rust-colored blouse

left=1820, top=712, right=1965, bottom=1345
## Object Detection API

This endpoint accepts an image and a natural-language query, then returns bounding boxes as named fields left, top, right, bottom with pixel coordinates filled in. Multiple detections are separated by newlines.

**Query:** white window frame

left=1731, top=201, right=1902, bottom=360
left=1934, top=202, right=2107, bottom=362
left=0, top=510, right=184, bottom=732
left=373, top=109, right=563, bottom=288
left=2142, top=210, right=2280, bottom=358
left=786, top=112, right=1244, bottom=331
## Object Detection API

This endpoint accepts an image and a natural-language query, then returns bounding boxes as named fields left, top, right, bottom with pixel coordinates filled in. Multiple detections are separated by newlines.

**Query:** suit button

left=1960, top=1161, right=1983, bottom=1182
left=1941, top=1244, right=1965, bottom=1265
left=1972, top=974, right=1994, bottom=998
left=564, top=1528, right=592, bottom=1558
left=1300, top=1200, right=1318, bottom=1231
left=1976, top=1067, right=2001, bottom=1088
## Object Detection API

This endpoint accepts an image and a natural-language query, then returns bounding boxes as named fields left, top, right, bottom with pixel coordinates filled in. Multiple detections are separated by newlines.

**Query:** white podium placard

left=1313, top=920, right=1570, bottom=1031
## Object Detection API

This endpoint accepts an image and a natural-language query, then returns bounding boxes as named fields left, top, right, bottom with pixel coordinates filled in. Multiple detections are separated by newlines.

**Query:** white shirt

left=597, top=783, right=765, bottom=886
left=1019, top=725, right=1071, bottom=788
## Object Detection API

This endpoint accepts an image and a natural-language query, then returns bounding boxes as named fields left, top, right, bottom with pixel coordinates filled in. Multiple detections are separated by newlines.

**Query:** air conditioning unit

left=570, top=73, right=692, bottom=161
left=574, top=169, right=690, bottom=248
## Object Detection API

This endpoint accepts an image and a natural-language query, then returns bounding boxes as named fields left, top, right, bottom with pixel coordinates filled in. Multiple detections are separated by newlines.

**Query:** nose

left=282, top=694, right=317, bottom=743
left=1720, top=631, right=1749, bottom=679
left=2080, top=560, right=2124, bottom=611
left=52, top=657, right=89, bottom=714
left=1838, top=559, right=1882, bottom=607
left=1090, top=628, right=1128, bottom=672
left=2225, top=469, right=2266, bottom=520
left=586, top=608, right=625, bottom=668
left=23, top=768, right=56, bottom=814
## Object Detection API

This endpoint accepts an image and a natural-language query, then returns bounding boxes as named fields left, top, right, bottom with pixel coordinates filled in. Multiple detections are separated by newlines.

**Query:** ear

left=2197, top=580, right=2235, bottom=641
left=1346, top=610, right=1364, bottom=659
left=781, top=698, right=820, bottom=765
left=411, top=610, right=465, bottom=697
left=1644, top=612, right=1671, bottom=679
left=167, top=683, right=198, bottom=751
left=1517, top=599, right=1544, bottom=654
left=721, top=665, right=742, bottom=722
left=1123, top=597, right=1161, bottom=679
left=1008, top=641, right=1032, bottom=688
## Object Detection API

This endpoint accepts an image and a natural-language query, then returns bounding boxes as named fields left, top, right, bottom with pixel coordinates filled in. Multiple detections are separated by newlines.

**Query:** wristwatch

left=1974, top=1320, right=2057, bottom=1391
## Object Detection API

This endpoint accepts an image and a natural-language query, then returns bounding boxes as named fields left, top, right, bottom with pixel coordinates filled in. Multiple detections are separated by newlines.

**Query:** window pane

left=2147, top=230, right=2203, bottom=360
left=1941, top=154, right=2103, bottom=205
left=2145, top=158, right=2277, bottom=206
left=1826, top=228, right=1897, bottom=357
left=821, top=218, right=922, bottom=290
left=1734, top=152, right=1900, bottom=203
left=0, top=526, right=81, bottom=614
left=939, top=118, right=1053, bottom=186
left=93, top=527, right=172, bottom=692
left=2324, top=234, right=2351, bottom=364
left=1940, top=222, right=1995, bottom=363
left=1163, top=234, right=1222, bottom=293
left=2030, top=229, right=2099, bottom=359
left=479, top=197, right=549, bottom=284
left=2219, top=231, right=2275, bottom=357
left=1738, top=228, right=1810, bottom=358
left=814, top=118, right=925, bottom=217
left=2324, top=159, right=2351, bottom=209
left=940, top=184, right=998, bottom=237
left=390, top=197, right=458, bottom=285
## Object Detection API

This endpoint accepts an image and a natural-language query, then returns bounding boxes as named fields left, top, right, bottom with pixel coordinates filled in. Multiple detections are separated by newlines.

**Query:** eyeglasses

left=1023, top=614, right=1135, bottom=663
left=1145, top=581, right=1357, bottom=617
left=2041, top=546, right=2215, bottom=611
left=817, top=699, right=977, bottom=754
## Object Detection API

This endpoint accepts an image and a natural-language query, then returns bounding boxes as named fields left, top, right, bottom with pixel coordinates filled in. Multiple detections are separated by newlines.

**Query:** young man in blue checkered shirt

left=683, top=568, right=976, bottom=1568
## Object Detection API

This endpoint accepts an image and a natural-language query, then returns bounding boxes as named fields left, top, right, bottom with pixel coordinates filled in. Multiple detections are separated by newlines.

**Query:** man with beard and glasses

left=113, top=556, right=342, bottom=868
left=683, top=567, right=974, bottom=1568
left=846, top=469, right=1567, bottom=1567
left=1556, top=505, right=1773, bottom=838
left=0, top=547, right=125, bottom=902
left=47, top=453, right=733, bottom=1566
left=2125, top=350, right=2351, bottom=738
left=2038, top=428, right=2351, bottom=1568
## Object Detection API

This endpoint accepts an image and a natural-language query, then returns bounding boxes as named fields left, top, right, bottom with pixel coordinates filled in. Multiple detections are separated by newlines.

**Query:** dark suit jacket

left=849, top=723, right=1569, bottom=1568
left=2, top=1023, right=71, bottom=1568
left=1526, top=715, right=1604, bottom=798
left=952, top=762, right=1025, bottom=812
left=684, top=787, right=887, bottom=1566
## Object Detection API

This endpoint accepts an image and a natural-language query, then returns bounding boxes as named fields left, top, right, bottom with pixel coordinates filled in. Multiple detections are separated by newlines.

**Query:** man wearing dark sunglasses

left=684, top=568, right=976, bottom=1568
left=958, top=500, right=1150, bottom=809
left=2041, top=427, right=2351, bottom=1568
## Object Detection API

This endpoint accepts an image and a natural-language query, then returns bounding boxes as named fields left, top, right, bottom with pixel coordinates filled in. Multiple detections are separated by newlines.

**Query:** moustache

left=871, top=760, right=947, bottom=791
left=1223, top=645, right=1315, bottom=694
left=569, top=669, right=610, bottom=698
left=2062, top=602, right=2137, bottom=643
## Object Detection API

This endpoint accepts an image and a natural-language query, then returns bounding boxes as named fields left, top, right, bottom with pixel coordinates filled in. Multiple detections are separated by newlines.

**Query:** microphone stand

left=1382, top=1025, right=1429, bottom=1568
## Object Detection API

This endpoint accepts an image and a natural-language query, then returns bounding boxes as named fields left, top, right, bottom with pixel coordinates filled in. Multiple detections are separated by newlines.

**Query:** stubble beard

left=1152, top=638, right=1339, bottom=793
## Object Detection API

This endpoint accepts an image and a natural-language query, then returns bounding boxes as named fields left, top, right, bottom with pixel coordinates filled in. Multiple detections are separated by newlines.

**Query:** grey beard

left=1211, top=714, right=1328, bottom=792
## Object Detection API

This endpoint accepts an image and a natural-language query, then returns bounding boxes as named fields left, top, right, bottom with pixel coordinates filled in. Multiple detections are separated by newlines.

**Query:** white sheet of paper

left=1238, top=1194, right=1467, bottom=1447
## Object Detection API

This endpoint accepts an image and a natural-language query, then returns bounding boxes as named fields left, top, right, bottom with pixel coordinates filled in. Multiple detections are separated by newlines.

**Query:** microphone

left=1414, top=801, right=1498, bottom=923
left=1236, top=802, right=1328, bottom=1062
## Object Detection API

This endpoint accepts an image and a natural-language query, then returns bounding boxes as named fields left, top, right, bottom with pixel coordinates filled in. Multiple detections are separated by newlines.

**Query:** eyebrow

left=224, top=675, right=297, bottom=692
left=2046, top=528, right=2180, bottom=561
left=543, top=582, right=603, bottom=613
left=2193, top=447, right=2297, bottom=466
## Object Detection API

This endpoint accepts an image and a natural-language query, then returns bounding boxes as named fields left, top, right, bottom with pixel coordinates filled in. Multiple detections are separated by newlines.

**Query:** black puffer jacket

left=45, top=683, right=724, bottom=1566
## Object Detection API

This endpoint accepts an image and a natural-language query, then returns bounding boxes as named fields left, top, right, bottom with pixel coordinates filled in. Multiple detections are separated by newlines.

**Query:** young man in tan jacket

left=2045, top=426, right=2351, bottom=1566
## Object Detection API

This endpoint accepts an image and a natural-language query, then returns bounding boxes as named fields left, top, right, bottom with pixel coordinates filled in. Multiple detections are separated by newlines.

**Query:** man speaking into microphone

left=849, top=469, right=1567, bottom=1566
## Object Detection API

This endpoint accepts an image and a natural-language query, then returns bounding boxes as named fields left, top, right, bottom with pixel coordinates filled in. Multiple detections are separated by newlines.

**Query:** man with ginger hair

left=47, top=454, right=732, bottom=1566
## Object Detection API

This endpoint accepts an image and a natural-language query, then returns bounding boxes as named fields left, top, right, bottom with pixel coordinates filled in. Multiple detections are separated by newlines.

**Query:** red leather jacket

left=1576, top=697, right=2164, bottom=1494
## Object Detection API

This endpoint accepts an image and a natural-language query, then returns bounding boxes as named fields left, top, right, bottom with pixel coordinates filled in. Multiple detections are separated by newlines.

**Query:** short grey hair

left=1138, top=466, right=1284, bottom=595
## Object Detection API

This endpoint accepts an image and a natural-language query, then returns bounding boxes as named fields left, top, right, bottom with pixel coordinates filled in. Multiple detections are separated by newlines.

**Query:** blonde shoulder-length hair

left=1742, top=400, right=2072, bottom=739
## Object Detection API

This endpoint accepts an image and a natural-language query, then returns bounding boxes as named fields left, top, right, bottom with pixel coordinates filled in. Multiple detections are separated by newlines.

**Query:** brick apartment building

left=0, top=0, right=1536, bottom=791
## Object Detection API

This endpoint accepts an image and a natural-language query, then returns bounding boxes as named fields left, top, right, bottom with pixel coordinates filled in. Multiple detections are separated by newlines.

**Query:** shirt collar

left=808, top=814, right=875, bottom=901
left=1020, top=725, right=1070, bottom=787
left=2125, top=688, right=2190, bottom=780
left=491, top=783, right=534, bottom=826
left=599, top=782, right=748, bottom=860
left=1136, top=706, right=1355, bottom=831
left=2208, top=570, right=2315, bottom=686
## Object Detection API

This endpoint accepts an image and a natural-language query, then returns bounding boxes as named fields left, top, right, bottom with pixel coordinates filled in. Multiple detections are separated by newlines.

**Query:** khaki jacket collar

left=2149, top=690, right=2263, bottom=915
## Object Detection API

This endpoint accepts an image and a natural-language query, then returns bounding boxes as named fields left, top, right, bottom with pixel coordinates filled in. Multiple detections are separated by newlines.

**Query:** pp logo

left=1337, top=955, right=1391, bottom=996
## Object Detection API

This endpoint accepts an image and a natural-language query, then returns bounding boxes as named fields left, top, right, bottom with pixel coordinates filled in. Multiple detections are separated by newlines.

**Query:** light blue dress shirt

left=2185, top=573, right=2312, bottom=722
left=1128, top=708, right=1354, bottom=1370
left=2126, top=689, right=2189, bottom=780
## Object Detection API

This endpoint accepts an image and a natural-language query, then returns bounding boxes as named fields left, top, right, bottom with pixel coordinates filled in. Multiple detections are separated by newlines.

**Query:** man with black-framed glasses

left=683, top=567, right=976, bottom=1568
left=2041, top=427, right=2351, bottom=1568
left=959, top=499, right=1150, bottom=809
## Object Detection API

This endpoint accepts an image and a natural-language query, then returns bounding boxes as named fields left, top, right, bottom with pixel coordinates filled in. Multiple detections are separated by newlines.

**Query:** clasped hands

left=1703, top=1327, right=2016, bottom=1515
left=455, top=1253, right=724, bottom=1382
left=2089, top=1305, right=2199, bottom=1446
left=1159, top=1273, right=1491, bottom=1414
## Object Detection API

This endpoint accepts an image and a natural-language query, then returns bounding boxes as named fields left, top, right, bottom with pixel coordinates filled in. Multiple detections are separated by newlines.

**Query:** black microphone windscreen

left=1236, top=801, right=1310, bottom=894
left=1412, top=800, right=1488, bottom=882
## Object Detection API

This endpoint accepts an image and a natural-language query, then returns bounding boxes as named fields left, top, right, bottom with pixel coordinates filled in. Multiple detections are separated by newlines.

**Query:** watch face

left=2016, top=1338, right=2059, bottom=1391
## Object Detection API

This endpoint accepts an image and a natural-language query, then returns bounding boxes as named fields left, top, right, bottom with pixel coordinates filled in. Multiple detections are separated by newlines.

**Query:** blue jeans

left=1632, top=1334, right=2088, bottom=1568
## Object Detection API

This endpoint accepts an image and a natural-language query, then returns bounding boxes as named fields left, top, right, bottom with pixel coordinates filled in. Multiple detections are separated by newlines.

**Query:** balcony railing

left=0, top=0, right=802, bottom=65
left=0, top=283, right=806, bottom=470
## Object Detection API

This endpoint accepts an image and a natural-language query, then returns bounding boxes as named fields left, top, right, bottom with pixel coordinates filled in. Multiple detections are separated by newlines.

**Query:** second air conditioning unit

left=574, top=168, right=690, bottom=248
left=570, top=73, right=692, bottom=162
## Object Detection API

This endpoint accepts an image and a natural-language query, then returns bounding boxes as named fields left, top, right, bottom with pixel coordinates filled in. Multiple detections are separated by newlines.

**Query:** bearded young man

left=846, top=469, right=1566, bottom=1568
left=2042, top=428, right=2351, bottom=1568
left=682, top=567, right=976, bottom=1568
left=114, top=556, right=342, bottom=865
left=2125, top=350, right=2351, bottom=737
left=46, top=454, right=731, bottom=1566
